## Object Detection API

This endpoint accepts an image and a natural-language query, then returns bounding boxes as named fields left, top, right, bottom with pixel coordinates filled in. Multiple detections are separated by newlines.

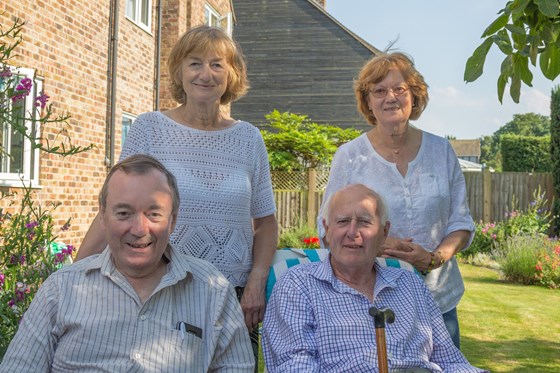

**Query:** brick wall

left=1, top=0, right=227, bottom=249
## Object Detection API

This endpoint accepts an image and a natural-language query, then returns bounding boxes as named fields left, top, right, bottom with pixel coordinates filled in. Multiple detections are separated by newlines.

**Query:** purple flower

left=26, top=221, right=39, bottom=229
left=34, top=92, right=50, bottom=108
left=0, top=273, right=4, bottom=288
left=0, top=65, right=11, bottom=78
left=11, top=77, right=33, bottom=103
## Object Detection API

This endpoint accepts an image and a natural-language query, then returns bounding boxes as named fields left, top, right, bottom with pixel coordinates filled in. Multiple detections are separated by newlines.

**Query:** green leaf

left=509, top=0, right=532, bottom=14
left=482, top=13, right=510, bottom=37
left=510, top=75, right=522, bottom=103
left=494, top=30, right=514, bottom=55
left=529, top=34, right=541, bottom=65
left=540, top=45, right=560, bottom=80
left=505, top=23, right=527, bottom=35
left=464, top=37, right=493, bottom=82
left=535, top=0, right=560, bottom=17
left=497, top=73, right=508, bottom=104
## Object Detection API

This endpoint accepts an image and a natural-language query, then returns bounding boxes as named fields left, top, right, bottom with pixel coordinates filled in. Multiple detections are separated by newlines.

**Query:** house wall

left=1, top=0, right=232, bottom=248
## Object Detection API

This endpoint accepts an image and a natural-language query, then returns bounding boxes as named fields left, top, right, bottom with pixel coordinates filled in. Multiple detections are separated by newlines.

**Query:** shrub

left=0, top=17, right=91, bottom=359
left=496, top=235, right=545, bottom=285
left=278, top=225, right=320, bottom=249
left=459, top=188, right=552, bottom=260
left=534, top=244, right=560, bottom=289
left=0, top=186, right=75, bottom=357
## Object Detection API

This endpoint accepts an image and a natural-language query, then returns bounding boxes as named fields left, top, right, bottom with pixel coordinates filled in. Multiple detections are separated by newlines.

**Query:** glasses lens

left=371, top=88, right=387, bottom=98
left=393, top=86, right=407, bottom=95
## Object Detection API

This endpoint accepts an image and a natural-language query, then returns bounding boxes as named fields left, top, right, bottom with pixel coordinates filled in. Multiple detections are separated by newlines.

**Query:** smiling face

left=180, top=51, right=230, bottom=105
left=100, top=169, right=176, bottom=278
left=324, top=185, right=389, bottom=274
left=367, top=69, right=413, bottom=128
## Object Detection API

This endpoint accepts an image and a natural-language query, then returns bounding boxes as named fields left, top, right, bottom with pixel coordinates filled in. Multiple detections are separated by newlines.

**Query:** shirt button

left=140, top=314, right=147, bottom=321
left=135, top=353, right=141, bottom=359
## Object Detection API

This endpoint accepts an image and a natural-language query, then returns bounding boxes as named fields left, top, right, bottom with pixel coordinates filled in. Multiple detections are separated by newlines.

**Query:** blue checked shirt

left=262, top=258, right=487, bottom=373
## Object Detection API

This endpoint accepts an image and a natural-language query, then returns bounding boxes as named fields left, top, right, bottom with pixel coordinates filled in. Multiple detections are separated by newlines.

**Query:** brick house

left=0, top=0, right=234, bottom=246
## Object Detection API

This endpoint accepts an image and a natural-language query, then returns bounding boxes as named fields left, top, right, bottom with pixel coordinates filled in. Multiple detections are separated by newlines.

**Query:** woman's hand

left=381, top=236, right=432, bottom=271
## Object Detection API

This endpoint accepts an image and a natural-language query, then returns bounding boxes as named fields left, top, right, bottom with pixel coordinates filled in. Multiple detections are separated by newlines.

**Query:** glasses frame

left=368, top=85, right=409, bottom=99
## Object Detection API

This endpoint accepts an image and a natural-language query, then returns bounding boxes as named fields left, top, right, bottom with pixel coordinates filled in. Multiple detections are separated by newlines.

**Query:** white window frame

left=204, top=4, right=232, bottom=35
left=125, top=0, right=152, bottom=32
left=0, top=67, right=42, bottom=188
left=121, top=112, right=136, bottom=144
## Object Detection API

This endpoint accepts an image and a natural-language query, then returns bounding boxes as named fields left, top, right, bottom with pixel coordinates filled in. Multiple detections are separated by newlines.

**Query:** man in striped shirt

left=0, top=155, right=254, bottom=372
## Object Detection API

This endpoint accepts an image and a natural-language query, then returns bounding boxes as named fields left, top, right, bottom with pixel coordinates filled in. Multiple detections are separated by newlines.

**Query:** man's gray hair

left=321, top=184, right=389, bottom=225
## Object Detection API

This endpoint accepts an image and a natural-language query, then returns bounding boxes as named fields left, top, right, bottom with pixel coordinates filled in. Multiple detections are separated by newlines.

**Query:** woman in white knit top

left=77, top=26, right=278, bottom=368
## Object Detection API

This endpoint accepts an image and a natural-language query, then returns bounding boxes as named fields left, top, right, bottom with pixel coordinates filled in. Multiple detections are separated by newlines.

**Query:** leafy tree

left=551, top=85, right=560, bottom=235
left=464, top=0, right=560, bottom=103
left=480, top=134, right=502, bottom=171
left=495, top=112, right=550, bottom=137
left=480, top=112, right=550, bottom=171
left=261, top=110, right=361, bottom=171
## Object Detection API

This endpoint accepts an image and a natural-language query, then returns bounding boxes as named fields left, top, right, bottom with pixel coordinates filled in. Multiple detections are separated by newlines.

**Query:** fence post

left=483, top=168, right=492, bottom=222
left=307, top=167, right=317, bottom=228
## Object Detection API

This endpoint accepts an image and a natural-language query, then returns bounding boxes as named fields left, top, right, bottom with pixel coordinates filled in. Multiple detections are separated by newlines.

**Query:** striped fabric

left=266, top=249, right=419, bottom=301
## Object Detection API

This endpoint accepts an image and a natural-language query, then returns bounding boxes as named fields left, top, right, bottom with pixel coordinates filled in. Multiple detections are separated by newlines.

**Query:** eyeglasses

left=369, top=85, right=409, bottom=98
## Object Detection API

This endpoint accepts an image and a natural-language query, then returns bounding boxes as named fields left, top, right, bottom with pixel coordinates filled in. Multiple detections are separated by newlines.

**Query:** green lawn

left=259, top=263, right=560, bottom=372
left=459, top=262, right=560, bottom=372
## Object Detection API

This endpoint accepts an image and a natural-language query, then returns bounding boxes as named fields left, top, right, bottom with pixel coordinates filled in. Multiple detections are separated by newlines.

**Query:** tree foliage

left=261, top=110, right=361, bottom=171
left=464, top=0, right=560, bottom=103
left=480, top=112, right=550, bottom=171
left=500, top=134, right=552, bottom=171
left=551, top=85, right=560, bottom=235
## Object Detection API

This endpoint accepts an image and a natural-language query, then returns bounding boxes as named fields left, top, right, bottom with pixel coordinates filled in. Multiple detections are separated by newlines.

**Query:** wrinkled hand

left=240, top=277, right=266, bottom=329
left=381, top=236, right=431, bottom=271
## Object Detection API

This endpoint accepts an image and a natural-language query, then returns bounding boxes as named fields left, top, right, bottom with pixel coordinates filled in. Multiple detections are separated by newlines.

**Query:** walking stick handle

left=369, top=307, right=396, bottom=373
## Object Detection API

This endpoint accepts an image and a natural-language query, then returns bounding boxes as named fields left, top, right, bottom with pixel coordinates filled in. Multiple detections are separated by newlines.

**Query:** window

left=0, top=68, right=41, bottom=187
left=204, top=4, right=232, bottom=34
left=121, top=113, right=136, bottom=144
left=126, top=0, right=152, bottom=31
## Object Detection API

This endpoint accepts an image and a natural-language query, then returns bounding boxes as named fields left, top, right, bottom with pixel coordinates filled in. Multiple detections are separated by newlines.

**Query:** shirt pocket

left=164, top=329, right=206, bottom=372
left=418, top=173, right=441, bottom=198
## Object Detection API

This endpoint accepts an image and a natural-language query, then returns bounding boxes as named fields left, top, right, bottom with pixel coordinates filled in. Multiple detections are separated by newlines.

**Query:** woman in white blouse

left=318, top=52, right=474, bottom=349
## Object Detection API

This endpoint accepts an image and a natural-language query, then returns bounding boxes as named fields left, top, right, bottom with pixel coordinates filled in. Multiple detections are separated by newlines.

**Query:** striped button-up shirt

left=0, top=246, right=254, bottom=372
left=262, top=258, right=487, bottom=373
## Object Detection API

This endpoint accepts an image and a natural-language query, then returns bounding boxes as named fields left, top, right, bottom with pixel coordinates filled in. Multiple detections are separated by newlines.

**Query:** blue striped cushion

left=266, top=249, right=420, bottom=301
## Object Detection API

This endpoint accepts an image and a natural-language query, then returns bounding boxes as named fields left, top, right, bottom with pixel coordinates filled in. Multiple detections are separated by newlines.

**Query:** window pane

left=126, top=0, right=136, bottom=19
left=141, top=0, right=150, bottom=26
left=8, top=101, right=25, bottom=173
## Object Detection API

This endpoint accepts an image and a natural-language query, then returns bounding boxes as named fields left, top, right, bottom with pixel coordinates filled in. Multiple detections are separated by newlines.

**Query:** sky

left=326, top=0, right=559, bottom=139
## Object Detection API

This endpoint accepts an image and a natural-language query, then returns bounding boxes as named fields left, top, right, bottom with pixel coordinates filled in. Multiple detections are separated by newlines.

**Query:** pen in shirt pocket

left=175, top=321, right=203, bottom=339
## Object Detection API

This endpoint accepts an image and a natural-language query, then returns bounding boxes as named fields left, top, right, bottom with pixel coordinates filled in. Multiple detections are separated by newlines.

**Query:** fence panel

left=273, top=170, right=556, bottom=231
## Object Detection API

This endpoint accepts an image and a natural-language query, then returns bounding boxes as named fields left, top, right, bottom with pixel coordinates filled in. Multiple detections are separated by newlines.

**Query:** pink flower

left=535, top=263, right=542, bottom=271
left=10, top=77, right=33, bottom=102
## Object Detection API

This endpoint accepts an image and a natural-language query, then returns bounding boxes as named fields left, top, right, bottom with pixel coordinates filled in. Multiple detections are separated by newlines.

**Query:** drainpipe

left=155, top=0, right=162, bottom=111
left=106, top=0, right=119, bottom=169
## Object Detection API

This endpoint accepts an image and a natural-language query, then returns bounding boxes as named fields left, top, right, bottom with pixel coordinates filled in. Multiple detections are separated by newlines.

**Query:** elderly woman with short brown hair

left=318, top=52, right=474, bottom=349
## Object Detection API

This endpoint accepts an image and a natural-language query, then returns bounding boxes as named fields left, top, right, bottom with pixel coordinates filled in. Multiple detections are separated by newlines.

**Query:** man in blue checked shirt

left=262, top=183, right=487, bottom=373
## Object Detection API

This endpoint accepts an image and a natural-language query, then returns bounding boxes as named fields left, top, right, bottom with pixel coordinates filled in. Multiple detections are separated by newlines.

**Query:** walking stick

left=369, top=307, right=395, bottom=373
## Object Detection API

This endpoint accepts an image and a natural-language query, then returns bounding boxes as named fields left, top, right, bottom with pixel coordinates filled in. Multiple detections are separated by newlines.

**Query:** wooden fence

left=272, top=169, right=556, bottom=232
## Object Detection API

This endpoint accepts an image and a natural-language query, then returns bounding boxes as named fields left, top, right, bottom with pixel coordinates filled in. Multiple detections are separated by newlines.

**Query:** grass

left=459, top=262, right=560, bottom=372
left=258, top=262, right=560, bottom=372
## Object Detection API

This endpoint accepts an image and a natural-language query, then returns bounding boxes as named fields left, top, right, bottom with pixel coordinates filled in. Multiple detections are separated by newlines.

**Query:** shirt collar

left=312, top=255, right=406, bottom=296
left=84, top=244, right=193, bottom=284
